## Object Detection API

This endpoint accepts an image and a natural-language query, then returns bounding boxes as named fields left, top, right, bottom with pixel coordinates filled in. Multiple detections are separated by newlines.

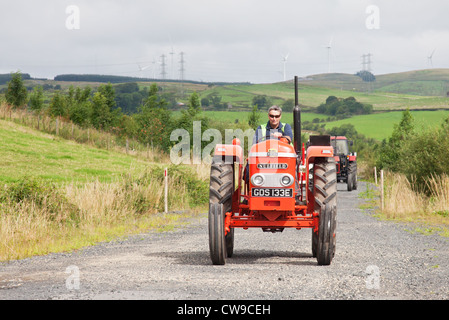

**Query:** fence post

left=380, top=170, right=384, bottom=211
left=164, top=168, right=168, bottom=214
left=374, top=167, right=378, bottom=185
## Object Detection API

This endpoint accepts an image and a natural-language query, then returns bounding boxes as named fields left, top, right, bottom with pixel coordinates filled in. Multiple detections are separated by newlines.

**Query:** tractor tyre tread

left=313, top=157, right=337, bottom=266
left=209, top=158, right=235, bottom=261
left=209, top=203, right=226, bottom=265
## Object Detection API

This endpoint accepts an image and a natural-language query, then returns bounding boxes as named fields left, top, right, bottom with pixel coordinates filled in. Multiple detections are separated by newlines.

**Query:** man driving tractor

left=245, top=106, right=293, bottom=183
left=252, top=105, right=293, bottom=145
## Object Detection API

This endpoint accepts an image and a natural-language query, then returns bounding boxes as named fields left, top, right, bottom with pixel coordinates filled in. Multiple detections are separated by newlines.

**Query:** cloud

left=1, top=0, right=448, bottom=83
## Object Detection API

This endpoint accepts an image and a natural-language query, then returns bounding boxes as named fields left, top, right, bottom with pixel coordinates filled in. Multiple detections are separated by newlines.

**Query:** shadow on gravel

left=230, top=250, right=316, bottom=266
left=145, top=250, right=316, bottom=266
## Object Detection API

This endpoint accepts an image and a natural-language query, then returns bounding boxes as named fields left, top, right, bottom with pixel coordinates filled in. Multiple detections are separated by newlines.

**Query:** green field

left=197, top=81, right=449, bottom=111
left=174, top=109, right=449, bottom=141
left=324, top=110, right=449, bottom=141
left=0, top=119, right=149, bottom=184
left=299, top=69, right=449, bottom=96
left=174, top=110, right=328, bottom=125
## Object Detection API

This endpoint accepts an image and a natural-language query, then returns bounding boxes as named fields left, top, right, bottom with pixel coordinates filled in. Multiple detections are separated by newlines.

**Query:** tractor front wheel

left=313, top=157, right=337, bottom=266
left=209, top=203, right=226, bottom=265
left=226, top=228, right=234, bottom=258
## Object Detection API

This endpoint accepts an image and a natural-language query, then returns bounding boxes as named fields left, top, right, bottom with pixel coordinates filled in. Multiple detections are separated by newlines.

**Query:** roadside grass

left=0, top=188, right=204, bottom=261
left=357, top=182, right=379, bottom=212
left=0, top=164, right=209, bottom=261
left=0, top=115, right=209, bottom=261
left=358, top=170, right=449, bottom=237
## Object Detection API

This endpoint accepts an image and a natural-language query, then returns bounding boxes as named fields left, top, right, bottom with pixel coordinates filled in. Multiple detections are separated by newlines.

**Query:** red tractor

left=208, top=77, right=337, bottom=266
left=330, top=136, right=358, bottom=191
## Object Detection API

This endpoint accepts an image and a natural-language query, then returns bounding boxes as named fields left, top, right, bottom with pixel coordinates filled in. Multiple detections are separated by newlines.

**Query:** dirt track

left=1, top=181, right=448, bottom=300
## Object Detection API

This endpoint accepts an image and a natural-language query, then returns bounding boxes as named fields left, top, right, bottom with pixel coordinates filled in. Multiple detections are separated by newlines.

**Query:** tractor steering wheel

left=256, top=135, right=291, bottom=144
left=279, top=137, right=290, bottom=144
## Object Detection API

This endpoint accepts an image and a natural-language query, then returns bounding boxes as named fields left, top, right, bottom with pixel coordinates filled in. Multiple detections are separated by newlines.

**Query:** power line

left=179, top=52, right=185, bottom=81
left=361, top=53, right=372, bottom=72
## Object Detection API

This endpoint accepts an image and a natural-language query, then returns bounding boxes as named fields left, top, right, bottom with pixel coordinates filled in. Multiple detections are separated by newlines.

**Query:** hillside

left=0, top=119, right=149, bottom=184
left=2, top=69, right=448, bottom=113
left=303, top=69, right=449, bottom=96
left=197, top=80, right=449, bottom=111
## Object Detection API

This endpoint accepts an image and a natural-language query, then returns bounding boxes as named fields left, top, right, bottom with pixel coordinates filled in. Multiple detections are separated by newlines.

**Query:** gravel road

left=1, top=181, right=448, bottom=300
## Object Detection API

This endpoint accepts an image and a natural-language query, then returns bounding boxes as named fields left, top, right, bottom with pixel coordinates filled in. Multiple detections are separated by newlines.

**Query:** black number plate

left=251, top=188, right=293, bottom=198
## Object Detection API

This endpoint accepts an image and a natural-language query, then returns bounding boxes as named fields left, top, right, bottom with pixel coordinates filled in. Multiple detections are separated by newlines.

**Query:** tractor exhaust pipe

left=293, top=76, right=302, bottom=156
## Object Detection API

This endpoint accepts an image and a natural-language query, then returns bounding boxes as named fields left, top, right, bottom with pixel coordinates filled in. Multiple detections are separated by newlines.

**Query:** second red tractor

left=331, top=136, right=358, bottom=191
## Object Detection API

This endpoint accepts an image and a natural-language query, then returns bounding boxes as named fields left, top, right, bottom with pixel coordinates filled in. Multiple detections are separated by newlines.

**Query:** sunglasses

left=269, top=114, right=281, bottom=119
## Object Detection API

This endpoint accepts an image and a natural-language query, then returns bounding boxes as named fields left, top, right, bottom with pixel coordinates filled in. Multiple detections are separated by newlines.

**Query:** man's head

left=268, top=105, right=282, bottom=129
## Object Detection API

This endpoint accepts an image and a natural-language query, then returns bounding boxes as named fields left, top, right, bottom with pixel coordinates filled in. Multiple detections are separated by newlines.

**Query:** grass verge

left=358, top=171, right=449, bottom=237
left=0, top=169, right=209, bottom=261
left=0, top=114, right=210, bottom=261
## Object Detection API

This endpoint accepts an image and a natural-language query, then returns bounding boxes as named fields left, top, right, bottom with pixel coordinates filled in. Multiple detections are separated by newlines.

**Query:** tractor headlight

left=251, top=174, right=265, bottom=186
left=280, top=174, right=294, bottom=187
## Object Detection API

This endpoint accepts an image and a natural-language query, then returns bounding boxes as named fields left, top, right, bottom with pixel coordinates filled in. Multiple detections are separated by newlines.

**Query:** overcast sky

left=1, top=0, right=448, bottom=83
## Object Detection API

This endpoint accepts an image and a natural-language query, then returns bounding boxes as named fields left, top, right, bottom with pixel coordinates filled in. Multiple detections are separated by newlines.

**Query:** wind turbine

left=170, top=47, right=175, bottom=80
left=151, top=58, right=157, bottom=79
left=137, top=63, right=151, bottom=77
left=427, top=48, right=436, bottom=68
left=282, top=53, right=289, bottom=81
left=324, top=37, right=333, bottom=73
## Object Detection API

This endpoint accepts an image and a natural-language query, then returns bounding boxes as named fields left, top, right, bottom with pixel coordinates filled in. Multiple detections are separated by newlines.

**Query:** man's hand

left=271, top=132, right=292, bottom=144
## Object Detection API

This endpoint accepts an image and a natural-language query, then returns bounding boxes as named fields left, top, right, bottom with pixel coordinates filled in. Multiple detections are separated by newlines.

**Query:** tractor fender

left=214, top=144, right=243, bottom=164
left=306, top=146, right=334, bottom=163
left=348, top=155, right=357, bottom=162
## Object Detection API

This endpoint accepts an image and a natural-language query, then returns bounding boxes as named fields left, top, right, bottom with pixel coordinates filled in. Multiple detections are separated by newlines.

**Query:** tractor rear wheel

left=209, top=158, right=235, bottom=264
left=347, top=162, right=357, bottom=191
left=313, top=157, right=337, bottom=266
left=347, top=173, right=353, bottom=191
left=350, top=162, right=358, bottom=190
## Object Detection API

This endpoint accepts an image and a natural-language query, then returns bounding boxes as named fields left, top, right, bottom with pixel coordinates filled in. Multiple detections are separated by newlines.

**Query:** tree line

left=2, top=72, right=209, bottom=153
left=317, top=96, right=373, bottom=118
left=54, top=74, right=250, bottom=86
left=0, top=73, right=32, bottom=85
left=325, top=107, right=449, bottom=194
left=375, top=109, right=449, bottom=194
